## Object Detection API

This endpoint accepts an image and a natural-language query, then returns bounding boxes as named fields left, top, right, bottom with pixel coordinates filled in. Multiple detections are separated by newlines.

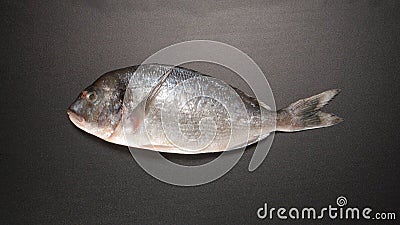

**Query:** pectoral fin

left=144, top=68, right=173, bottom=114
left=124, top=68, right=174, bottom=133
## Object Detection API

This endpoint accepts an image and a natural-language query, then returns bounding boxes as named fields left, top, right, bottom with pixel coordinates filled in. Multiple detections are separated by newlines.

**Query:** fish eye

left=86, top=91, right=97, bottom=102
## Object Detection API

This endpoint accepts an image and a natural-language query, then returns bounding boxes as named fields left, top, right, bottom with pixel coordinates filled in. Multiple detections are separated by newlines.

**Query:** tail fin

left=276, top=89, right=343, bottom=132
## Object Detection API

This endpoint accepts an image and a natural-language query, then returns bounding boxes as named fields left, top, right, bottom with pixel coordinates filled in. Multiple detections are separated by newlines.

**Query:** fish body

left=68, top=64, right=342, bottom=154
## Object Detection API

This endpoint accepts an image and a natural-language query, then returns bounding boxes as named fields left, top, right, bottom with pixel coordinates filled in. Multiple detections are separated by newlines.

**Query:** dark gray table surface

left=1, top=1, right=399, bottom=224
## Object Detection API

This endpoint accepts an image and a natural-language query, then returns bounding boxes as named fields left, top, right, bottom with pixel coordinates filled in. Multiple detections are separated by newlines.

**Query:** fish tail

left=276, top=89, right=343, bottom=132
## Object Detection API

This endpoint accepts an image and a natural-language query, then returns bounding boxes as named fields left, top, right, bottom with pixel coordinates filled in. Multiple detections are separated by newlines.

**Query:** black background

left=1, top=1, right=400, bottom=224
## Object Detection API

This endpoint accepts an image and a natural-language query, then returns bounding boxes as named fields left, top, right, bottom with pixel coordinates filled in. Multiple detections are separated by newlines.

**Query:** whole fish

left=68, top=64, right=342, bottom=154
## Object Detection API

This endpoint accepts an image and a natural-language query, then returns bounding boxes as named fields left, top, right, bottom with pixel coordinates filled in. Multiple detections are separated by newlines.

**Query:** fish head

left=68, top=73, right=126, bottom=140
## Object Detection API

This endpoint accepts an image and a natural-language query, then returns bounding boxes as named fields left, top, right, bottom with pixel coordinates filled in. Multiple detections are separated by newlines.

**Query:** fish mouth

left=67, top=109, right=84, bottom=124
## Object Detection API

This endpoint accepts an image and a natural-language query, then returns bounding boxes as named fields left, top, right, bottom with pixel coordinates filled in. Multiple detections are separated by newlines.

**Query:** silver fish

left=68, top=64, right=342, bottom=154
